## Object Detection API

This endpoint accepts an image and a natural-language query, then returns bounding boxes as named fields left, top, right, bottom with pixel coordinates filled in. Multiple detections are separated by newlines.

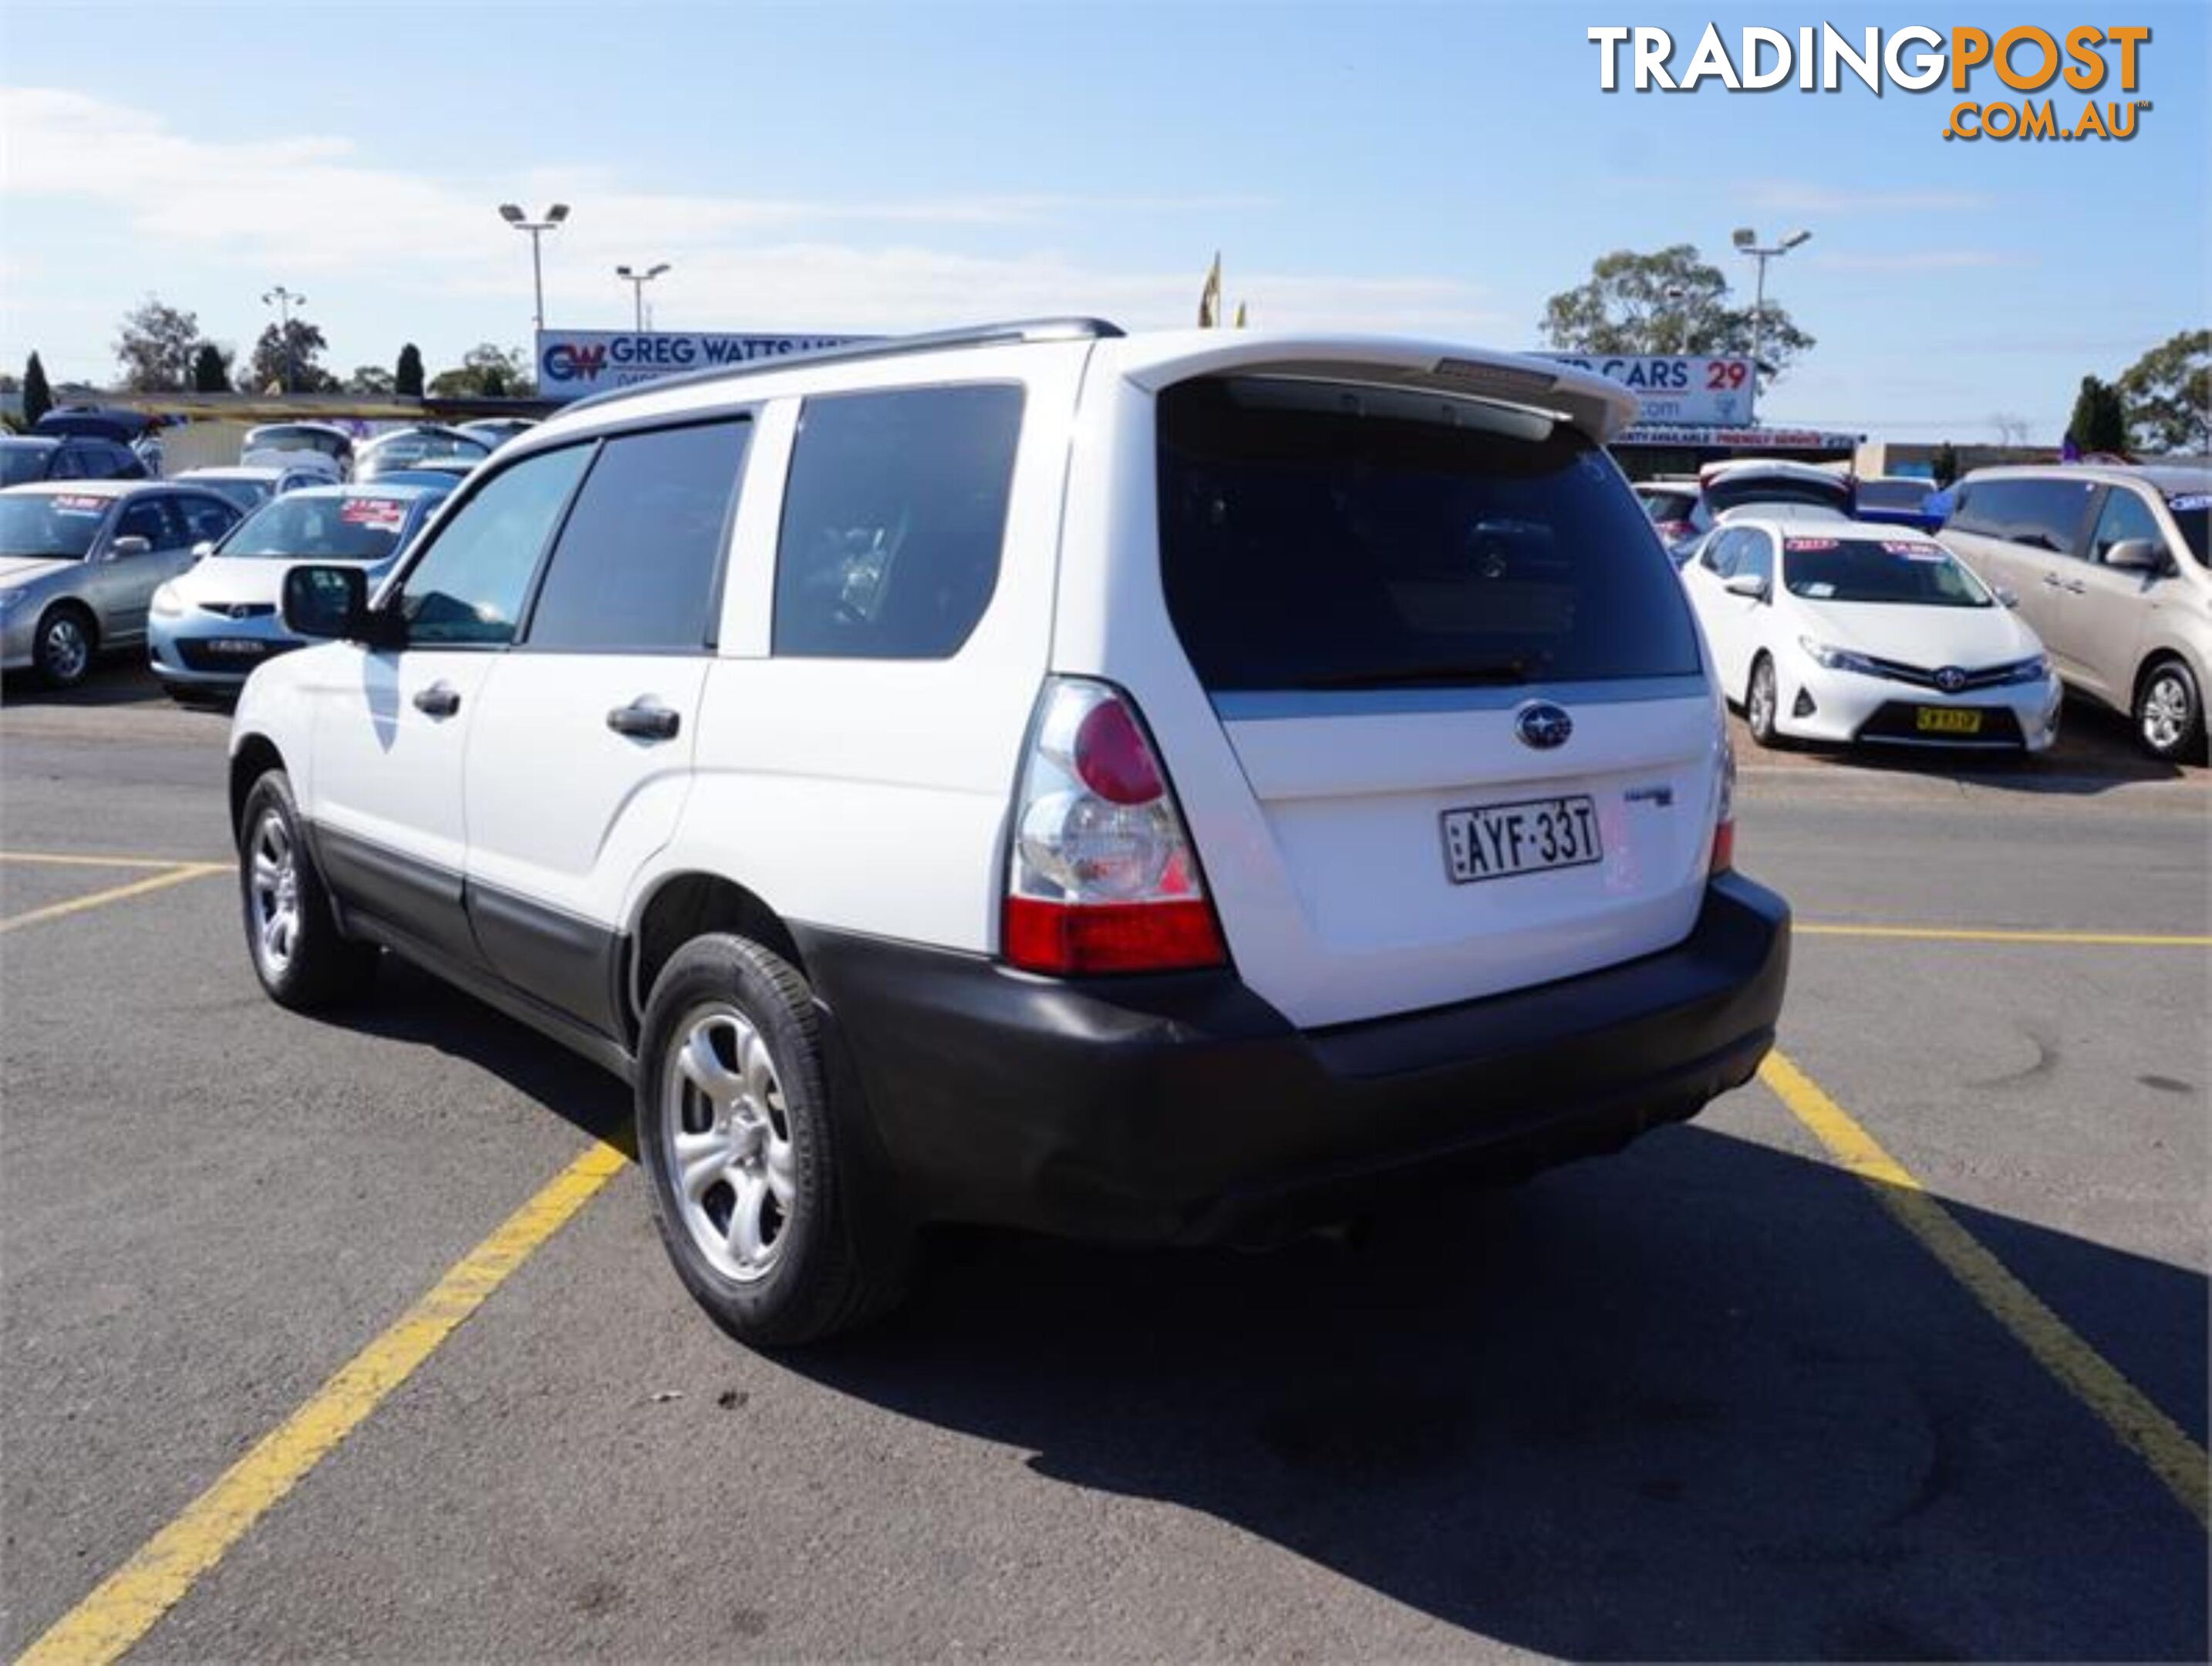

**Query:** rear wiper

left=1297, top=658, right=1530, bottom=690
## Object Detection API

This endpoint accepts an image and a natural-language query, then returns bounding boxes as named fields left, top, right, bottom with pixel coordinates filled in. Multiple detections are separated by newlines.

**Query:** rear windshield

left=1156, top=377, right=1701, bottom=690
left=1782, top=537, right=1991, bottom=607
left=0, top=445, right=52, bottom=487
left=1638, top=488, right=1698, bottom=521
left=1705, top=475, right=1852, bottom=516
left=247, top=426, right=349, bottom=458
left=223, top=494, right=412, bottom=560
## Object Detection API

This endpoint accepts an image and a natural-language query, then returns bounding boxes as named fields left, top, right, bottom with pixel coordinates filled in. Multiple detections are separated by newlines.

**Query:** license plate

left=1915, top=707, right=1983, bottom=734
left=204, top=638, right=267, bottom=657
left=1442, top=794, right=1601, bottom=885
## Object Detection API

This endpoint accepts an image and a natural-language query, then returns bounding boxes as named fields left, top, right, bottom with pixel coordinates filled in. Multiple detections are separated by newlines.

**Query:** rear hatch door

left=1152, top=374, right=1725, bottom=1030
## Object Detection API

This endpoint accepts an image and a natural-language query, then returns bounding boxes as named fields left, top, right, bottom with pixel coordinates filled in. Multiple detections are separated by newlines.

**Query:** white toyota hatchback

left=1681, top=513, right=2059, bottom=751
left=228, top=321, right=1790, bottom=1345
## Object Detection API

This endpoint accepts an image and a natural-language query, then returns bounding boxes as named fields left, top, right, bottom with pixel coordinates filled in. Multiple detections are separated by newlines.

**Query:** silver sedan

left=0, top=481, right=241, bottom=688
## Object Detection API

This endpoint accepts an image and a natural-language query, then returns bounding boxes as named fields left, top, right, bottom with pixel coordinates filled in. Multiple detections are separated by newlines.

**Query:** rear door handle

left=2062, top=579, right=2086, bottom=595
left=606, top=700, right=680, bottom=741
left=413, top=683, right=460, bottom=718
left=2040, top=572, right=2065, bottom=587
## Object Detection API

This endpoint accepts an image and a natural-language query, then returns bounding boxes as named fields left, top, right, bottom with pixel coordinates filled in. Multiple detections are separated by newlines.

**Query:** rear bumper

left=795, top=872, right=1790, bottom=1244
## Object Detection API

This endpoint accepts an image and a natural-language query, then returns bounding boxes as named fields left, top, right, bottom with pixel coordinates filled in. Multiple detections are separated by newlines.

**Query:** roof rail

left=559, top=317, right=1125, bottom=416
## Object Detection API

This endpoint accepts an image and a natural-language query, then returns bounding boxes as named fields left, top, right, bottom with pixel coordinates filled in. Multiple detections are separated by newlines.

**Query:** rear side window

left=527, top=420, right=750, bottom=652
left=1157, top=377, right=1701, bottom=691
left=1948, top=477, right=2099, bottom=555
left=175, top=494, right=238, bottom=544
left=771, top=385, right=1023, bottom=660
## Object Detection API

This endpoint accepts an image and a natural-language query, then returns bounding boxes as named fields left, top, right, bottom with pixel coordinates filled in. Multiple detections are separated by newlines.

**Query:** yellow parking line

left=1760, top=1049, right=2207, bottom=1529
left=16, top=1141, right=629, bottom=1666
left=1799, top=922, right=2212, bottom=948
left=0, top=865, right=228, bottom=935
left=0, top=853, right=218, bottom=871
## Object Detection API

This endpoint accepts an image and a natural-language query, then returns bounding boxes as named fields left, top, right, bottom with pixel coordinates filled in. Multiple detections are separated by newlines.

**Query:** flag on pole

left=1199, top=252, right=1222, bottom=328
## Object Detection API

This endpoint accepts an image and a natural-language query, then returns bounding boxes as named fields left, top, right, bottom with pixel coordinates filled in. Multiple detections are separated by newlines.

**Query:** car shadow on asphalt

left=786, top=1125, right=2207, bottom=1661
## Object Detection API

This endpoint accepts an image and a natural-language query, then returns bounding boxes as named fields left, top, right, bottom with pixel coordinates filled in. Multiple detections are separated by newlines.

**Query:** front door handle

left=2062, top=578, right=2086, bottom=595
left=606, top=700, right=680, bottom=741
left=413, top=683, right=460, bottom=718
left=2040, top=572, right=2065, bottom=588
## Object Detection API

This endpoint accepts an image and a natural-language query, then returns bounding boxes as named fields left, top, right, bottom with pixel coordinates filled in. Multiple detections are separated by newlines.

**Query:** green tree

left=114, top=296, right=204, bottom=390
left=2116, top=329, right=2210, bottom=456
left=2065, top=375, right=2128, bottom=456
left=427, top=343, right=532, bottom=399
left=246, top=318, right=336, bottom=394
left=23, top=352, right=53, bottom=426
left=1930, top=441, right=1960, bottom=487
left=395, top=342, right=425, bottom=399
left=346, top=365, right=396, bottom=397
left=1542, top=245, right=1816, bottom=391
left=191, top=342, right=231, bottom=393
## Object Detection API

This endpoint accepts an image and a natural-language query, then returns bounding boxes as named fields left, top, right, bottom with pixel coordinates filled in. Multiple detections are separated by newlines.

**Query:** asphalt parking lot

left=3, top=669, right=2205, bottom=1662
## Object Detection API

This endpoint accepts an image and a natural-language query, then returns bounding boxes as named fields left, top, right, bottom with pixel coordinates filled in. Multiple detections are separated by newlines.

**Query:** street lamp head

left=615, top=265, right=635, bottom=279
left=546, top=203, right=571, bottom=225
left=648, top=263, right=671, bottom=278
left=498, top=203, right=524, bottom=224
left=1732, top=227, right=1758, bottom=249
left=1780, top=228, right=1812, bottom=250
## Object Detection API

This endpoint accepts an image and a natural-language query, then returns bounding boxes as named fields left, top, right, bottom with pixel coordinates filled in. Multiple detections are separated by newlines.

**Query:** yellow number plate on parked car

left=1915, top=707, right=1983, bottom=734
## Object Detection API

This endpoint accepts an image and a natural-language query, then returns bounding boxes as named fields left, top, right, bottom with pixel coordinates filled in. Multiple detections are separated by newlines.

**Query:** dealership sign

left=535, top=330, right=868, bottom=400
left=1530, top=352, right=1757, bottom=427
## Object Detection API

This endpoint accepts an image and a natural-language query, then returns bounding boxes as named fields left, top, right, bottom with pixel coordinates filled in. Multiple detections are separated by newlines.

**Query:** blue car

left=147, top=482, right=451, bottom=703
left=1853, top=475, right=1946, bottom=535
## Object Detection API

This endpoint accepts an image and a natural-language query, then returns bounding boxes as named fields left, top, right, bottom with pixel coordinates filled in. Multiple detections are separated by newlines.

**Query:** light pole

left=1731, top=225, right=1812, bottom=415
left=498, top=202, right=571, bottom=336
left=261, top=285, right=304, bottom=393
left=1662, top=282, right=1688, bottom=354
left=615, top=263, right=671, bottom=333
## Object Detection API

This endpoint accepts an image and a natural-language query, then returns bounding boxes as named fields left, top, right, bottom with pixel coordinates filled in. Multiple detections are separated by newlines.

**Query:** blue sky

left=2, top=2, right=2204, bottom=441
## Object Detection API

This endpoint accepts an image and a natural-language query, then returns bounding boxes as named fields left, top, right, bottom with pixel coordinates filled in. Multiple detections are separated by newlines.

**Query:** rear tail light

left=1711, top=739, right=1737, bottom=874
left=1003, top=678, right=1227, bottom=975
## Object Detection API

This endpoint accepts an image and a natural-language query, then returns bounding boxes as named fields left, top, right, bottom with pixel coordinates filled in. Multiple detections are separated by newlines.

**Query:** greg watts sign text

left=1587, top=24, right=2153, bottom=142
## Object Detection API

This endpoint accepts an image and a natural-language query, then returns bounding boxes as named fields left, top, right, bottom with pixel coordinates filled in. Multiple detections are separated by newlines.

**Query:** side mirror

left=1995, top=585, right=2021, bottom=609
left=282, top=564, right=403, bottom=647
left=1724, top=570, right=1770, bottom=600
left=107, top=535, right=152, bottom=558
left=2105, top=538, right=2166, bottom=575
left=191, top=540, right=214, bottom=562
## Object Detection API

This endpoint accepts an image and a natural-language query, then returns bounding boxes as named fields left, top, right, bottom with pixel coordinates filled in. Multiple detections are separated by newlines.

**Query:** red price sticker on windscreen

left=53, top=494, right=107, bottom=514
left=1785, top=538, right=1838, bottom=551
left=339, top=497, right=406, bottom=530
left=1885, top=541, right=1945, bottom=560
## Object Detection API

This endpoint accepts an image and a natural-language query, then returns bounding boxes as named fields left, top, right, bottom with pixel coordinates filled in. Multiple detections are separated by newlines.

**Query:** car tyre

left=636, top=933, right=912, bottom=1347
left=32, top=604, right=96, bottom=690
left=238, top=769, right=378, bottom=1010
left=2134, top=656, right=2205, bottom=764
left=1745, top=654, right=1788, bottom=750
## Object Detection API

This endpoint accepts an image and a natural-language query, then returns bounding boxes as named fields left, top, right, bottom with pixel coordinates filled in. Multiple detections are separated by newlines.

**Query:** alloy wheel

left=661, top=1004, right=796, bottom=1283
left=40, top=615, right=89, bottom=684
left=2140, top=671, right=2193, bottom=756
left=248, top=808, right=301, bottom=977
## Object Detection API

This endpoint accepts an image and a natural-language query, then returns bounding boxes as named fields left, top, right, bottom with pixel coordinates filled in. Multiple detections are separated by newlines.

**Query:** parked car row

left=1647, top=459, right=2211, bottom=761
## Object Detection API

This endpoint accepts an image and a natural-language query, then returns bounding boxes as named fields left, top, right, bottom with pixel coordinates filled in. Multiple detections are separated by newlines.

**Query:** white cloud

left=0, top=87, right=1501, bottom=369
left=1737, top=177, right=1991, bottom=214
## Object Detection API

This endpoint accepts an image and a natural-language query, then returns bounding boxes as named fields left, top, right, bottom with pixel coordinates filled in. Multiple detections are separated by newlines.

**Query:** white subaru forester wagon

left=230, top=320, right=1790, bottom=1345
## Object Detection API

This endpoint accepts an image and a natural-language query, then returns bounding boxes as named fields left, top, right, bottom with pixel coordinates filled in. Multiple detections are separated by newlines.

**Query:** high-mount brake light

left=1003, top=679, right=1227, bottom=976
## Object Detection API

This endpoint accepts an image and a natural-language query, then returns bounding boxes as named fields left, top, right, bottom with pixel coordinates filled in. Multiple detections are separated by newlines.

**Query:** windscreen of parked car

left=0, top=493, right=109, bottom=558
left=1156, top=376, right=1701, bottom=690
left=1856, top=479, right=1934, bottom=511
left=1638, top=488, right=1698, bottom=522
left=1782, top=537, right=1992, bottom=607
left=0, top=445, right=55, bottom=487
left=188, top=477, right=275, bottom=512
left=221, top=494, right=414, bottom=561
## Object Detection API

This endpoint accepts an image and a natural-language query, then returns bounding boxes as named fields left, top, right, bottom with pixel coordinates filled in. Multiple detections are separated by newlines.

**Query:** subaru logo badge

left=1935, top=666, right=1967, bottom=693
left=1516, top=701, right=1573, bottom=750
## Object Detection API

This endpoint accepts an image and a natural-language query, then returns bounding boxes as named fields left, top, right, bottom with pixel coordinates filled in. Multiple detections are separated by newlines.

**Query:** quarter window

left=525, top=420, right=750, bottom=653
left=1948, top=477, right=2099, bottom=557
left=772, top=385, right=1024, bottom=660
left=397, top=446, right=590, bottom=647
